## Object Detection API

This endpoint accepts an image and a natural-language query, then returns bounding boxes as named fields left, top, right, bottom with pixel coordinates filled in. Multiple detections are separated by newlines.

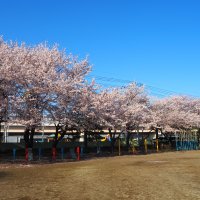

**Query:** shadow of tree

left=18, top=197, right=32, bottom=200
left=0, top=171, right=10, bottom=179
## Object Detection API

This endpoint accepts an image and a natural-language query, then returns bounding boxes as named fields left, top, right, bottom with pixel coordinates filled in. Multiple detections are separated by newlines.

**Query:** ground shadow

left=0, top=171, right=10, bottom=179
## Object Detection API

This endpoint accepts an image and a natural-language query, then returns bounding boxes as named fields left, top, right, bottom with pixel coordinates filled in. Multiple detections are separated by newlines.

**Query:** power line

left=87, top=74, right=200, bottom=98
left=87, top=75, right=171, bottom=97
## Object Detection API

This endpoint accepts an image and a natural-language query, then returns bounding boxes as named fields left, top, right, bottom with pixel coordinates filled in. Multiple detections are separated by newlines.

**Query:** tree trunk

left=52, top=124, right=66, bottom=160
left=0, top=120, right=2, bottom=142
left=24, top=126, right=35, bottom=161
left=197, top=129, right=200, bottom=146
left=126, top=132, right=131, bottom=152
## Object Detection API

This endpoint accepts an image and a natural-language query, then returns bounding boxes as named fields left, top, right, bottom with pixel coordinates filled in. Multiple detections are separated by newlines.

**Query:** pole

left=144, top=139, right=147, bottom=154
left=77, top=146, right=80, bottom=161
left=156, top=128, right=159, bottom=152
left=156, top=139, right=159, bottom=153
left=175, top=131, right=178, bottom=151
left=38, top=148, right=42, bottom=160
left=118, top=138, right=121, bottom=156
left=25, top=145, right=28, bottom=161
left=13, top=148, right=16, bottom=160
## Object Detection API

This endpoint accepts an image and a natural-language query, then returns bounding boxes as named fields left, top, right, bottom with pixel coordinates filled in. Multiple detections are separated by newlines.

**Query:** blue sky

left=0, top=0, right=200, bottom=97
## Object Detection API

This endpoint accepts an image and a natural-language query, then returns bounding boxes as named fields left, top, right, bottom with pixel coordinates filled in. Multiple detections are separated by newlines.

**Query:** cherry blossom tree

left=0, top=37, right=18, bottom=142
left=2, top=36, right=200, bottom=158
left=121, top=84, right=151, bottom=150
left=45, top=58, right=93, bottom=158
left=151, top=96, right=200, bottom=132
left=0, top=38, right=92, bottom=160
left=92, top=83, right=150, bottom=152
left=150, top=96, right=200, bottom=150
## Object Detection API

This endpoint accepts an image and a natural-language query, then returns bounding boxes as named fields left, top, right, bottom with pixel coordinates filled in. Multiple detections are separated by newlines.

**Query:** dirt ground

left=0, top=151, right=200, bottom=200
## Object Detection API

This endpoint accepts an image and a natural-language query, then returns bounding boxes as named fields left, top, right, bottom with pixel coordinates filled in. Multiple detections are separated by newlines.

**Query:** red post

left=76, top=146, right=80, bottom=161
left=52, top=147, right=57, bottom=160
left=25, top=146, right=28, bottom=161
